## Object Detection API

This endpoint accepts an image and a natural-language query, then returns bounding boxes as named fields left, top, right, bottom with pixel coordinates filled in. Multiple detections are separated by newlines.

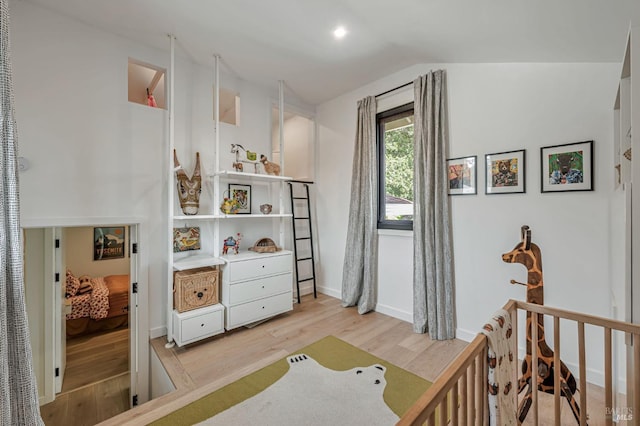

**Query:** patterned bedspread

left=66, top=277, right=110, bottom=321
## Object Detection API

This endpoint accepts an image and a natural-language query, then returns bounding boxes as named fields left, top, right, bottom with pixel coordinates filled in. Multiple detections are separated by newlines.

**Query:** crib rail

left=397, top=334, right=488, bottom=426
left=397, top=299, right=640, bottom=426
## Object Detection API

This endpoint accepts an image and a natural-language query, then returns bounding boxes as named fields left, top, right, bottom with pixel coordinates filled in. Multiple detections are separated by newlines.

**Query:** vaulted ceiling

left=18, top=0, right=640, bottom=105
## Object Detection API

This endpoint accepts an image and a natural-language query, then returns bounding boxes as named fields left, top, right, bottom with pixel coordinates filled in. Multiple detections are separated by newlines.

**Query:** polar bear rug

left=197, top=354, right=398, bottom=425
left=151, top=335, right=431, bottom=426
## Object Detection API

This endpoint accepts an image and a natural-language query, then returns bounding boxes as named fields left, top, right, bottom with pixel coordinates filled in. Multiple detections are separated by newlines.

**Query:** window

left=377, top=103, right=414, bottom=230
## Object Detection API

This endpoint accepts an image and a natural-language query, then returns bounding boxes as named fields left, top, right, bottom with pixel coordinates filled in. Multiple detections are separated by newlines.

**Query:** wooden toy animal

left=222, top=236, right=239, bottom=255
left=260, top=154, right=281, bottom=176
left=502, top=225, right=583, bottom=424
left=230, top=144, right=259, bottom=173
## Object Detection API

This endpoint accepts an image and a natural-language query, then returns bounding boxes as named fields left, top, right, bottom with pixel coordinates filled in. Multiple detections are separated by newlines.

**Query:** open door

left=129, top=224, right=139, bottom=407
left=53, top=227, right=66, bottom=393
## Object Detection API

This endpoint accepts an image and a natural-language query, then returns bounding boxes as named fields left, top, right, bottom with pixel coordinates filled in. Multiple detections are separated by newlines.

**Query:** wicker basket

left=173, top=266, right=219, bottom=313
left=248, top=237, right=281, bottom=253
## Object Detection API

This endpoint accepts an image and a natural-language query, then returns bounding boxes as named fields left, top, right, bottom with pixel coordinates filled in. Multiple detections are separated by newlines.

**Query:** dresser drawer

left=226, top=292, right=292, bottom=329
left=227, top=253, right=292, bottom=282
left=228, top=273, right=292, bottom=305
left=173, top=304, right=224, bottom=346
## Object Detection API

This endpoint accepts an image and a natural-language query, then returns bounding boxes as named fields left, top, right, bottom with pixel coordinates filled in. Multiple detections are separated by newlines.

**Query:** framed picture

left=447, top=155, right=477, bottom=195
left=485, top=149, right=526, bottom=194
left=228, top=183, right=251, bottom=214
left=173, top=227, right=201, bottom=253
left=541, top=140, right=593, bottom=193
left=94, top=227, right=125, bottom=260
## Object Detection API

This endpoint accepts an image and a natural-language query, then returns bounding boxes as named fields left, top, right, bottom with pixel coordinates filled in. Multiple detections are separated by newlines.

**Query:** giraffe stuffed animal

left=502, top=225, right=584, bottom=424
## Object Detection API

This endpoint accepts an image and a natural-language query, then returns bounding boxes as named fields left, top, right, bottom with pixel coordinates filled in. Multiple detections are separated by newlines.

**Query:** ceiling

left=19, top=0, right=640, bottom=105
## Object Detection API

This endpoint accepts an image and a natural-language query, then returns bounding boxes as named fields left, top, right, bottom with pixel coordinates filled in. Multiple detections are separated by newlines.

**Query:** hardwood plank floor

left=40, top=327, right=130, bottom=425
left=63, top=327, right=129, bottom=392
left=100, top=293, right=468, bottom=425
left=40, top=373, right=129, bottom=426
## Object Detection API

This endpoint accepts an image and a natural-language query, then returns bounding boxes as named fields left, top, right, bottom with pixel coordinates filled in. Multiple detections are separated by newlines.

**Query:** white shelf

left=220, top=249, right=293, bottom=263
left=217, top=213, right=292, bottom=219
left=211, top=170, right=292, bottom=182
left=174, top=214, right=217, bottom=220
left=173, top=254, right=225, bottom=271
left=174, top=213, right=292, bottom=220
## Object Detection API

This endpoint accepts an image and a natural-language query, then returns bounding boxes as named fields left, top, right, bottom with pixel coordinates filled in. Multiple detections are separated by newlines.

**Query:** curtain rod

left=375, top=81, right=413, bottom=98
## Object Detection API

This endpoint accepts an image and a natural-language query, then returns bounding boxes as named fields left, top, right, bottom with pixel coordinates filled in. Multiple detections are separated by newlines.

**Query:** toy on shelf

left=220, top=191, right=241, bottom=215
left=174, top=150, right=202, bottom=215
left=259, top=155, right=281, bottom=176
left=230, top=144, right=260, bottom=173
left=248, top=237, right=280, bottom=253
left=259, top=203, right=272, bottom=214
left=222, top=233, right=242, bottom=255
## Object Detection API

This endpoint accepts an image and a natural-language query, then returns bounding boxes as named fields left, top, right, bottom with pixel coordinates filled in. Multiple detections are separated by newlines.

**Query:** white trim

left=374, top=302, right=412, bottom=323
left=21, top=216, right=146, bottom=228
left=150, top=326, right=168, bottom=339
left=317, top=286, right=340, bottom=299
left=455, top=328, right=477, bottom=343
left=377, top=229, right=413, bottom=238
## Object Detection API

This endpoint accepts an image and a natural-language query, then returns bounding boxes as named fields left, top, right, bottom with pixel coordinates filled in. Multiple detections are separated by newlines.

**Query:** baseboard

left=374, top=303, right=412, bottom=323
left=149, top=326, right=167, bottom=339
left=317, top=285, right=340, bottom=299
left=455, top=328, right=477, bottom=343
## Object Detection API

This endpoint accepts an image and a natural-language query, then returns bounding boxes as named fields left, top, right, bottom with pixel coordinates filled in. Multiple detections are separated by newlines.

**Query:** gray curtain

left=341, top=96, right=378, bottom=314
left=0, top=0, right=44, bottom=423
left=413, top=70, right=455, bottom=340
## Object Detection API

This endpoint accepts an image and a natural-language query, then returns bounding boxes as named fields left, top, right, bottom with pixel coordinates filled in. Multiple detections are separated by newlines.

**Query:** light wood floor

left=40, top=327, right=130, bottom=425
left=98, top=294, right=615, bottom=425
left=100, top=293, right=468, bottom=425
left=63, top=327, right=129, bottom=392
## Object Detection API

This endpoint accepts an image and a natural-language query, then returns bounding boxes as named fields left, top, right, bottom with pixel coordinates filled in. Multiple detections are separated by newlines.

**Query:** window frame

left=377, top=102, right=414, bottom=231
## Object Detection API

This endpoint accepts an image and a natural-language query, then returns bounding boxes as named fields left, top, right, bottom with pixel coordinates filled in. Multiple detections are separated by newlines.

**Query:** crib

left=397, top=299, right=640, bottom=426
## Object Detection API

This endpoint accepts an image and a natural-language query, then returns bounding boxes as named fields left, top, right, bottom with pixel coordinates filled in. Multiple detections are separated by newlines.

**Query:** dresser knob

left=201, top=323, right=204, bottom=327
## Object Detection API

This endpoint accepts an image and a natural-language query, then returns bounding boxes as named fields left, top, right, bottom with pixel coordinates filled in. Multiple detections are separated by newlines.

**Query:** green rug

left=151, top=335, right=431, bottom=425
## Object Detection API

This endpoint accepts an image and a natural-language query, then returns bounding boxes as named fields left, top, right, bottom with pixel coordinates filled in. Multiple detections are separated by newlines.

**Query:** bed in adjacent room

left=65, top=270, right=129, bottom=337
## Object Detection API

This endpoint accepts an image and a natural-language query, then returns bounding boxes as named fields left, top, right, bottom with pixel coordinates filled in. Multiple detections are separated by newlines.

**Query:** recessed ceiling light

left=333, top=26, right=347, bottom=39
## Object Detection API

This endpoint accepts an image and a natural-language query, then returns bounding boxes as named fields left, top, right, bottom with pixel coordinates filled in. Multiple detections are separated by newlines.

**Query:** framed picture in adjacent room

left=94, top=226, right=125, bottom=260
left=447, top=155, right=477, bottom=195
left=541, top=140, right=593, bottom=193
left=485, top=149, right=526, bottom=194
left=228, top=183, right=252, bottom=214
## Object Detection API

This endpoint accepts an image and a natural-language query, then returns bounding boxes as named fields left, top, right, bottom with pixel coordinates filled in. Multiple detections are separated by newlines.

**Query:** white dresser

left=221, top=250, right=293, bottom=330
left=171, top=303, right=225, bottom=347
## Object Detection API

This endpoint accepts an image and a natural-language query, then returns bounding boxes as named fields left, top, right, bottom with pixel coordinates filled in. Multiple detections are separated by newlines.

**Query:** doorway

left=22, top=222, right=146, bottom=424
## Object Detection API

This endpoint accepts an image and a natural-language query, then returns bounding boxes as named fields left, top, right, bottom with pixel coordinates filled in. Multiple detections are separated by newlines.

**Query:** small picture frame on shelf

left=228, top=183, right=251, bottom=214
left=173, top=227, right=201, bottom=253
left=485, top=149, right=526, bottom=194
left=447, top=155, right=477, bottom=195
left=540, top=140, right=593, bottom=193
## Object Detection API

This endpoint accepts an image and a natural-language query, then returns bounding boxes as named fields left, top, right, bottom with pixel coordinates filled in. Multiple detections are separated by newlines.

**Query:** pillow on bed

left=77, top=275, right=93, bottom=295
left=65, top=269, right=80, bottom=298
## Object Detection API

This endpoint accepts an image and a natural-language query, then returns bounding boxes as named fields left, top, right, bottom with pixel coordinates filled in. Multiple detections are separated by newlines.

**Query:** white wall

left=316, top=62, right=620, bottom=384
left=63, top=226, right=130, bottom=277
left=11, top=1, right=313, bottom=337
